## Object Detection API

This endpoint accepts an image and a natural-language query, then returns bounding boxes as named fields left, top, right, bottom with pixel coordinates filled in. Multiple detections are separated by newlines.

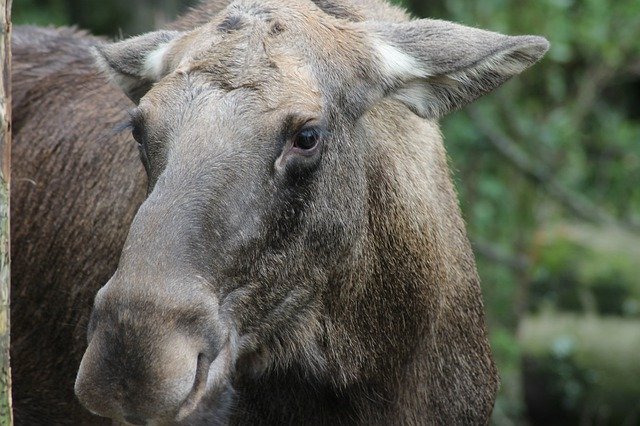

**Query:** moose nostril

left=124, top=414, right=147, bottom=425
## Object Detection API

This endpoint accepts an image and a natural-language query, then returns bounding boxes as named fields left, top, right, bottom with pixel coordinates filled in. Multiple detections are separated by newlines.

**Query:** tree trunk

left=0, top=0, right=11, bottom=423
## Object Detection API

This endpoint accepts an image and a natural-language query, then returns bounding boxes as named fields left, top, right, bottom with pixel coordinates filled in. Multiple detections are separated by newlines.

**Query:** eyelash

left=118, top=109, right=144, bottom=137
left=115, top=118, right=134, bottom=135
left=119, top=110, right=151, bottom=172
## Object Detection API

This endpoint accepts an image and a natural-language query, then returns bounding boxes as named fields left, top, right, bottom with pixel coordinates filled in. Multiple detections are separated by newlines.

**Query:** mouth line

left=175, top=352, right=213, bottom=421
left=175, top=344, right=233, bottom=422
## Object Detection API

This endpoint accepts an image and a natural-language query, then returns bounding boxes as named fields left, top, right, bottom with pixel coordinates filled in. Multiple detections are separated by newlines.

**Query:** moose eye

left=274, top=122, right=324, bottom=172
left=292, top=127, right=321, bottom=152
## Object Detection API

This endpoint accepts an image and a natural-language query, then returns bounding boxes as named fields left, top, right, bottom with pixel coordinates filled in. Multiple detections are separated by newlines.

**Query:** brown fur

left=11, top=26, right=146, bottom=424
left=13, top=0, right=547, bottom=424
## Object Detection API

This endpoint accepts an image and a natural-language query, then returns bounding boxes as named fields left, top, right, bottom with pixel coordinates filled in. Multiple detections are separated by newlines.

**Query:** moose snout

left=74, top=284, right=222, bottom=424
left=75, top=329, right=214, bottom=424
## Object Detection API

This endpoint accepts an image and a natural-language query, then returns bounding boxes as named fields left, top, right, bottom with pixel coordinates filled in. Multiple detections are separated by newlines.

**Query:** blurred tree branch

left=571, top=65, right=614, bottom=128
left=467, top=106, right=640, bottom=233
left=472, top=239, right=531, bottom=272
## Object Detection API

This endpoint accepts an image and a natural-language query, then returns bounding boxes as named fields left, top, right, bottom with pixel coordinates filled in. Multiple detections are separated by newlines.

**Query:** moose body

left=11, top=26, right=145, bottom=424
left=12, top=0, right=548, bottom=424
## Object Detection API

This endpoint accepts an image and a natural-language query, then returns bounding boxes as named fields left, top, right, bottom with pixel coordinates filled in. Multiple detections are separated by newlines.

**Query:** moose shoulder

left=13, top=0, right=547, bottom=424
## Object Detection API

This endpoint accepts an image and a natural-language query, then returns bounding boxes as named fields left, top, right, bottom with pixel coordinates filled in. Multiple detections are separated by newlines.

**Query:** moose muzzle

left=74, top=278, right=223, bottom=425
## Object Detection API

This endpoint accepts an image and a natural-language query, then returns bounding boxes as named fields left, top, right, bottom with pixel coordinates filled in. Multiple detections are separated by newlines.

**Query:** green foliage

left=531, top=224, right=640, bottom=316
left=530, top=225, right=640, bottom=317
left=521, top=313, right=640, bottom=424
left=13, top=0, right=198, bottom=36
left=13, top=0, right=69, bottom=27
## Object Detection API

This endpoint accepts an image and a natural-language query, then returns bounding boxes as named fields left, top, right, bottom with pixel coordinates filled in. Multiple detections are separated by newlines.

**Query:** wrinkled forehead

left=145, top=0, right=358, bottom=114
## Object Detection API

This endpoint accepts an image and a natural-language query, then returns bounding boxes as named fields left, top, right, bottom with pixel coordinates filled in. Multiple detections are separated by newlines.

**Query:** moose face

left=74, top=0, right=548, bottom=423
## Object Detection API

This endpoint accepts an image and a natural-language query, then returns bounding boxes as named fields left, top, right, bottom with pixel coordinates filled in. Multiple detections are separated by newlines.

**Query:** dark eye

left=292, top=127, right=321, bottom=151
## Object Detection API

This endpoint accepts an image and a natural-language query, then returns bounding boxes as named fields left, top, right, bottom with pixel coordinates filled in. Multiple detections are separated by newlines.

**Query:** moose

left=12, top=0, right=548, bottom=424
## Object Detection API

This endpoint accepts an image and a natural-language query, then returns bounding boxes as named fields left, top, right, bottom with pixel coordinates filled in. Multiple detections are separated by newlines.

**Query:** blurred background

left=14, top=0, right=640, bottom=424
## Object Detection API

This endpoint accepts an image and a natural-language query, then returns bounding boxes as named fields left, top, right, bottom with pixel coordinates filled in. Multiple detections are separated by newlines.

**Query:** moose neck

left=231, top=362, right=369, bottom=424
left=332, top=101, right=497, bottom=423
left=226, top=101, right=497, bottom=424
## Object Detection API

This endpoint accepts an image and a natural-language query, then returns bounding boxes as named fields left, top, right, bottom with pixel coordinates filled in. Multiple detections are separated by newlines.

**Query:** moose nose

left=74, top=327, right=215, bottom=423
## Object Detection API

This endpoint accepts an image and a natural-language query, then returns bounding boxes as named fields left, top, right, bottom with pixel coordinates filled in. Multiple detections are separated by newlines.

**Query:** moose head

left=75, top=0, right=548, bottom=423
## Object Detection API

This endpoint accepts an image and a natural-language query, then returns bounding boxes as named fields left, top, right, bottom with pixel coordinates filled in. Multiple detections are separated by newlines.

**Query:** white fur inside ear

left=143, top=42, right=172, bottom=81
left=375, top=40, right=429, bottom=81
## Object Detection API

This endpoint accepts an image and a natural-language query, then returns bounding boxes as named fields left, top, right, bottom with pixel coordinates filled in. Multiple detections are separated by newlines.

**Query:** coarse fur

left=12, top=0, right=548, bottom=424
left=11, top=26, right=144, bottom=425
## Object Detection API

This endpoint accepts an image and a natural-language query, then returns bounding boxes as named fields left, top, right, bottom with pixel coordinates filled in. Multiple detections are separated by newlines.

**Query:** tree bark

left=0, top=0, right=11, bottom=423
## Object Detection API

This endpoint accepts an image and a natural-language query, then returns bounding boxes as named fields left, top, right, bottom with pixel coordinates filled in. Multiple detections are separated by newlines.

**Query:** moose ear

left=94, top=30, right=183, bottom=103
left=367, top=19, right=549, bottom=119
